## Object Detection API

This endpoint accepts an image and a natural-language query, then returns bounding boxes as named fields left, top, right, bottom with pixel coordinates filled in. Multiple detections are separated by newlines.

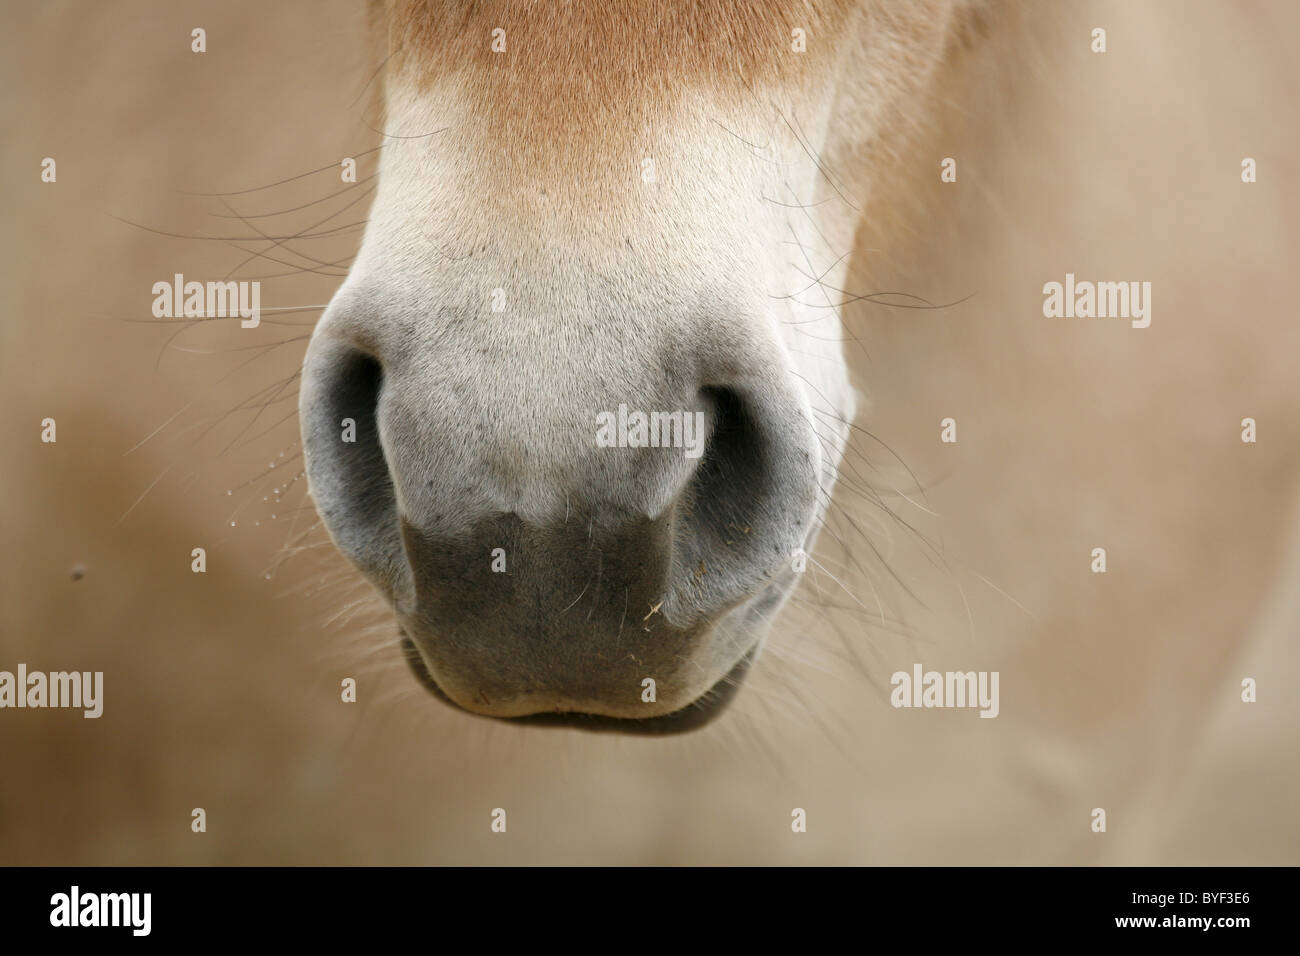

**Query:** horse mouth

left=398, top=633, right=753, bottom=735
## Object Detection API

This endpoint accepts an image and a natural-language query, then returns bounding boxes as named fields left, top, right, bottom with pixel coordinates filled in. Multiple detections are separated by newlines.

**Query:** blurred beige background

left=2, top=0, right=1297, bottom=864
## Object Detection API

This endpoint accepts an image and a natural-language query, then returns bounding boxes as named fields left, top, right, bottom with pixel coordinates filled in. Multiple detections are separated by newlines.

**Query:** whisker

left=180, top=144, right=384, bottom=197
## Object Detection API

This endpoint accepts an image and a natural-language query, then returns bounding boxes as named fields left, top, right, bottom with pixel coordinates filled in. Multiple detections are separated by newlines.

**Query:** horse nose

left=298, top=298, right=822, bottom=722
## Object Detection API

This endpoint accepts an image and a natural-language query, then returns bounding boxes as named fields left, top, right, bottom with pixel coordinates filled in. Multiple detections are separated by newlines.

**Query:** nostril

left=668, top=383, right=820, bottom=626
left=692, top=386, right=752, bottom=511
left=299, top=338, right=408, bottom=599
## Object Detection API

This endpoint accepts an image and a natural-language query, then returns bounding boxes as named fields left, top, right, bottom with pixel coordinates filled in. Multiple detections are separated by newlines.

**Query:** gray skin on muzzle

left=299, top=271, right=821, bottom=732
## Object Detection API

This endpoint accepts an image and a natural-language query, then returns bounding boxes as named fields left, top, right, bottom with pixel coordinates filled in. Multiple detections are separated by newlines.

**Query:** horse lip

left=398, top=632, right=753, bottom=735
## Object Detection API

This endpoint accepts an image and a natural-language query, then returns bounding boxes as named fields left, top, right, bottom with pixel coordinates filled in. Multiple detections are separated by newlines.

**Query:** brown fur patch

left=384, top=0, right=850, bottom=92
